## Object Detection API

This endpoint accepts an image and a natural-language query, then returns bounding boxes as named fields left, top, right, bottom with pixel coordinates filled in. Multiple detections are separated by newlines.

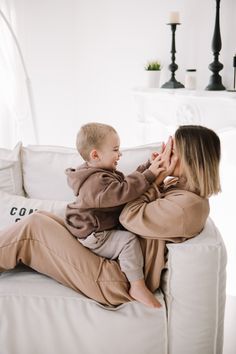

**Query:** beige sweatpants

left=79, top=230, right=144, bottom=282
left=0, top=211, right=166, bottom=307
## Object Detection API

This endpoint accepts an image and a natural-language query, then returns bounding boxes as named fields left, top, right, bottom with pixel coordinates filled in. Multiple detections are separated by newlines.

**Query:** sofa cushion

left=0, top=190, right=67, bottom=230
left=22, top=143, right=162, bottom=201
left=118, top=142, right=162, bottom=174
left=161, top=218, right=227, bottom=354
left=0, top=142, right=24, bottom=196
left=0, top=266, right=167, bottom=354
left=22, top=145, right=80, bottom=201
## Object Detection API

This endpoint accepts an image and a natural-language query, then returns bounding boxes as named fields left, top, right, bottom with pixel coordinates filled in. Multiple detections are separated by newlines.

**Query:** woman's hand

left=150, top=136, right=178, bottom=185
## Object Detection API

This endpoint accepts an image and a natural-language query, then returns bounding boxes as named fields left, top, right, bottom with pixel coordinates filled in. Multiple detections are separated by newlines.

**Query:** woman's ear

left=90, top=149, right=100, bottom=161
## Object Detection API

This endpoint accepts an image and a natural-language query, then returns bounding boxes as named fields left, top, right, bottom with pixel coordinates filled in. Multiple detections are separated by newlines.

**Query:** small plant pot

left=146, top=70, right=161, bottom=88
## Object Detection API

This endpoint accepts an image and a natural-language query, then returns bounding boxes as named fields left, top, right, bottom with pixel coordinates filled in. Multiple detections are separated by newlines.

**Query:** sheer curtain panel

left=0, top=0, right=37, bottom=148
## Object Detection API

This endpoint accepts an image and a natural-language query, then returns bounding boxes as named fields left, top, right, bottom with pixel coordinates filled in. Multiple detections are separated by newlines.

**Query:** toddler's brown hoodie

left=65, top=161, right=156, bottom=239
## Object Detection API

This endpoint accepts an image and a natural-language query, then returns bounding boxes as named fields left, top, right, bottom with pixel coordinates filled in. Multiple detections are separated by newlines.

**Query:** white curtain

left=0, top=0, right=37, bottom=148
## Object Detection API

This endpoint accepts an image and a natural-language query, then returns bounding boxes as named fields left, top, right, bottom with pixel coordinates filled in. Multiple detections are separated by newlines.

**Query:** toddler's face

left=96, top=132, right=121, bottom=171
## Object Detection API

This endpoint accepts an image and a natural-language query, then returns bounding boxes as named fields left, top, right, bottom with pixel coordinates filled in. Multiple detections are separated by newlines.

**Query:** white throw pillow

left=22, top=143, right=162, bottom=201
left=0, top=190, right=67, bottom=230
left=0, top=142, right=24, bottom=196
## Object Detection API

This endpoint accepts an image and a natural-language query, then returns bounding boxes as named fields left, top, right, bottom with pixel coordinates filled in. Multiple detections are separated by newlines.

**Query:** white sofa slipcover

left=0, top=142, right=227, bottom=354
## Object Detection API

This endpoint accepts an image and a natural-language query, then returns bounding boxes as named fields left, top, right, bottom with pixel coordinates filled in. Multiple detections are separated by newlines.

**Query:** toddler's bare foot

left=129, top=279, right=162, bottom=308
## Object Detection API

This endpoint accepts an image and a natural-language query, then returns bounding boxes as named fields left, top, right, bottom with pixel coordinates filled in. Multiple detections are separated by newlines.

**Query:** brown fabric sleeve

left=136, top=160, right=151, bottom=173
left=94, top=171, right=156, bottom=208
left=120, top=187, right=209, bottom=241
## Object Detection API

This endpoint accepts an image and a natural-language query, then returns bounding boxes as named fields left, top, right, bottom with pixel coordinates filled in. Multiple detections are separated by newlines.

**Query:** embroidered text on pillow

left=10, top=206, right=37, bottom=222
left=0, top=190, right=67, bottom=231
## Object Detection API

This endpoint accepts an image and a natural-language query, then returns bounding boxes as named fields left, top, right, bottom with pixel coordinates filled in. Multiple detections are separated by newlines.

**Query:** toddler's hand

left=151, top=152, right=159, bottom=161
left=148, top=136, right=178, bottom=182
left=151, top=142, right=165, bottom=161
left=148, top=154, right=166, bottom=177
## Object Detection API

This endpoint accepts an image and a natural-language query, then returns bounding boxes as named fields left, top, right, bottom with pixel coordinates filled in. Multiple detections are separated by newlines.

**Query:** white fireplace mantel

left=133, top=88, right=236, bottom=139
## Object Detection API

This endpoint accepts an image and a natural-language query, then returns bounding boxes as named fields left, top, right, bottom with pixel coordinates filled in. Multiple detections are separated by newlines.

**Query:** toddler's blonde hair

left=76, top=122, right=117, bottom=161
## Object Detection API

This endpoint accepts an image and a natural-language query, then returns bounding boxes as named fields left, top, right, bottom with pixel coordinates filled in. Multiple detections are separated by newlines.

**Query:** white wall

left=12, top=0, right=236, bottom=147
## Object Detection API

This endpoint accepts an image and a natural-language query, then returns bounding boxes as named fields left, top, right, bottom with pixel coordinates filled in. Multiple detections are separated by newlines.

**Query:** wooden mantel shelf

left=132, top=88, right=236, bottom=133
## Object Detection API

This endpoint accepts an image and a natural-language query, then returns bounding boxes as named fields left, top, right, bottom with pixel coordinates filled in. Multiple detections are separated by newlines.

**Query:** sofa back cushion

left=22, top=145, right=80, bottom=201
left=0, top=142, right=24, bottom=196
left=22, top=143, right=161, bottom=201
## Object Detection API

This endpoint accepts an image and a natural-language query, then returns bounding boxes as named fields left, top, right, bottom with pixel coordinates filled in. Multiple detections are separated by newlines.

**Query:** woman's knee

left=25, top=212, right=46, bottom=228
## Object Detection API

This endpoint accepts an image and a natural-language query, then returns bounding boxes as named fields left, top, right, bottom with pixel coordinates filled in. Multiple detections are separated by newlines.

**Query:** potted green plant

left=145, top=60, right=161, bottom=88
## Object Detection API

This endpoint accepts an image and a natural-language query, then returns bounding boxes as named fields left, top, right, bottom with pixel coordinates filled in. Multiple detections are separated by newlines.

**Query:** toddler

left=65, top=122, right=163, bottom=308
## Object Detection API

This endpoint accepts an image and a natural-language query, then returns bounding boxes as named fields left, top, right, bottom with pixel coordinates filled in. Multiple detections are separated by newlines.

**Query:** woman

left=0, top=125, right=221, bottom=306
left=120, top=125, right=221, bottom=291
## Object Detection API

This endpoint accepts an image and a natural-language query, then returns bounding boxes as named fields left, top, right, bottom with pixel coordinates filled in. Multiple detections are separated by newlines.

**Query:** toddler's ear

left=90, top=149, right=100, bottom=161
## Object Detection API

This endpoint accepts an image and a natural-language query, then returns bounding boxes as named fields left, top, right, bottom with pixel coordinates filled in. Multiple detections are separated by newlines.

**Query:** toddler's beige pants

left=79, top=229, right=144, bottom=282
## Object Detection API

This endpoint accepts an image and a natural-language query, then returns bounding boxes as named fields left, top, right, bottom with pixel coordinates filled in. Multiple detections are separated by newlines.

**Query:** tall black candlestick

left=233, top=55, right=236, bottom=90
left=161, top=23, right=184, bottom=89
left=226, top=55, right=236, bottom=92
left=206, top=0, right=225, bottom=91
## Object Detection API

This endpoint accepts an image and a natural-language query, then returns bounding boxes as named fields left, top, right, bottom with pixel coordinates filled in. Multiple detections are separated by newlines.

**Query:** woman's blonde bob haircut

left=76, top=122, right=117, bottom=161
left=175, top=125, right=221, bottom=198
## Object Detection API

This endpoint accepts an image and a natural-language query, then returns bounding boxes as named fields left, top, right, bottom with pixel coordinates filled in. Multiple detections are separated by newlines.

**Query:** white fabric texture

left=0, top=266, right=167, bottom=354
left=22, top=143, right=162, bottom=201
left=0, top=190, right=67, bottom=230
left=0, top=142, right=24, bottom=195
left=162, top=218, right=227, bottom=354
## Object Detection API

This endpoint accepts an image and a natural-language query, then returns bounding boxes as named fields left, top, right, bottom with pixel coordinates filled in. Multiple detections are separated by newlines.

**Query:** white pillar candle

left=169, top=11, right=180, bottom=24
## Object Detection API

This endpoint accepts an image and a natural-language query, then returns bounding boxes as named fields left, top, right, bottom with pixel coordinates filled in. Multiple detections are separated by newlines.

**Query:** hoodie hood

left=65, top=162, right=118, bottom=197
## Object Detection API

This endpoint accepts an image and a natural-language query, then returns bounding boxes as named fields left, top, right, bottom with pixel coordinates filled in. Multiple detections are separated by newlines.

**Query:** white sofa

left=0, top=142, right=227, bottom=354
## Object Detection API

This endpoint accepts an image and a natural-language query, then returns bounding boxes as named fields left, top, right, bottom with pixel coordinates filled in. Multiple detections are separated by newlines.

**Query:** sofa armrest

left=161, top=218, right=227, bottom=354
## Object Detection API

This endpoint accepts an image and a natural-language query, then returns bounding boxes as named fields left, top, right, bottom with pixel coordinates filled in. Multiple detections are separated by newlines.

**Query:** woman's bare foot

left=129, top=279, right=162, bottom=308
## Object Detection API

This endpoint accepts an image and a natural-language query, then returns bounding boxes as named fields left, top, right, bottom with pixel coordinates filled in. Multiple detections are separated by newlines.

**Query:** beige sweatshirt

left=119, top=181, right=210, bottom=242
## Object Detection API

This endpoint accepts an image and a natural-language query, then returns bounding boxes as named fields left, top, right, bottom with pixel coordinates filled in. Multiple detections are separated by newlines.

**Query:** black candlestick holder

left=234, top=72, right=236, bottom=91
left=161, top=23, right=184, bottom=89
left=227, top=55, right=236, bottom=92
left=233, top=55, right=236, bottom=90
left=206, top=0, right=225, bottom=91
